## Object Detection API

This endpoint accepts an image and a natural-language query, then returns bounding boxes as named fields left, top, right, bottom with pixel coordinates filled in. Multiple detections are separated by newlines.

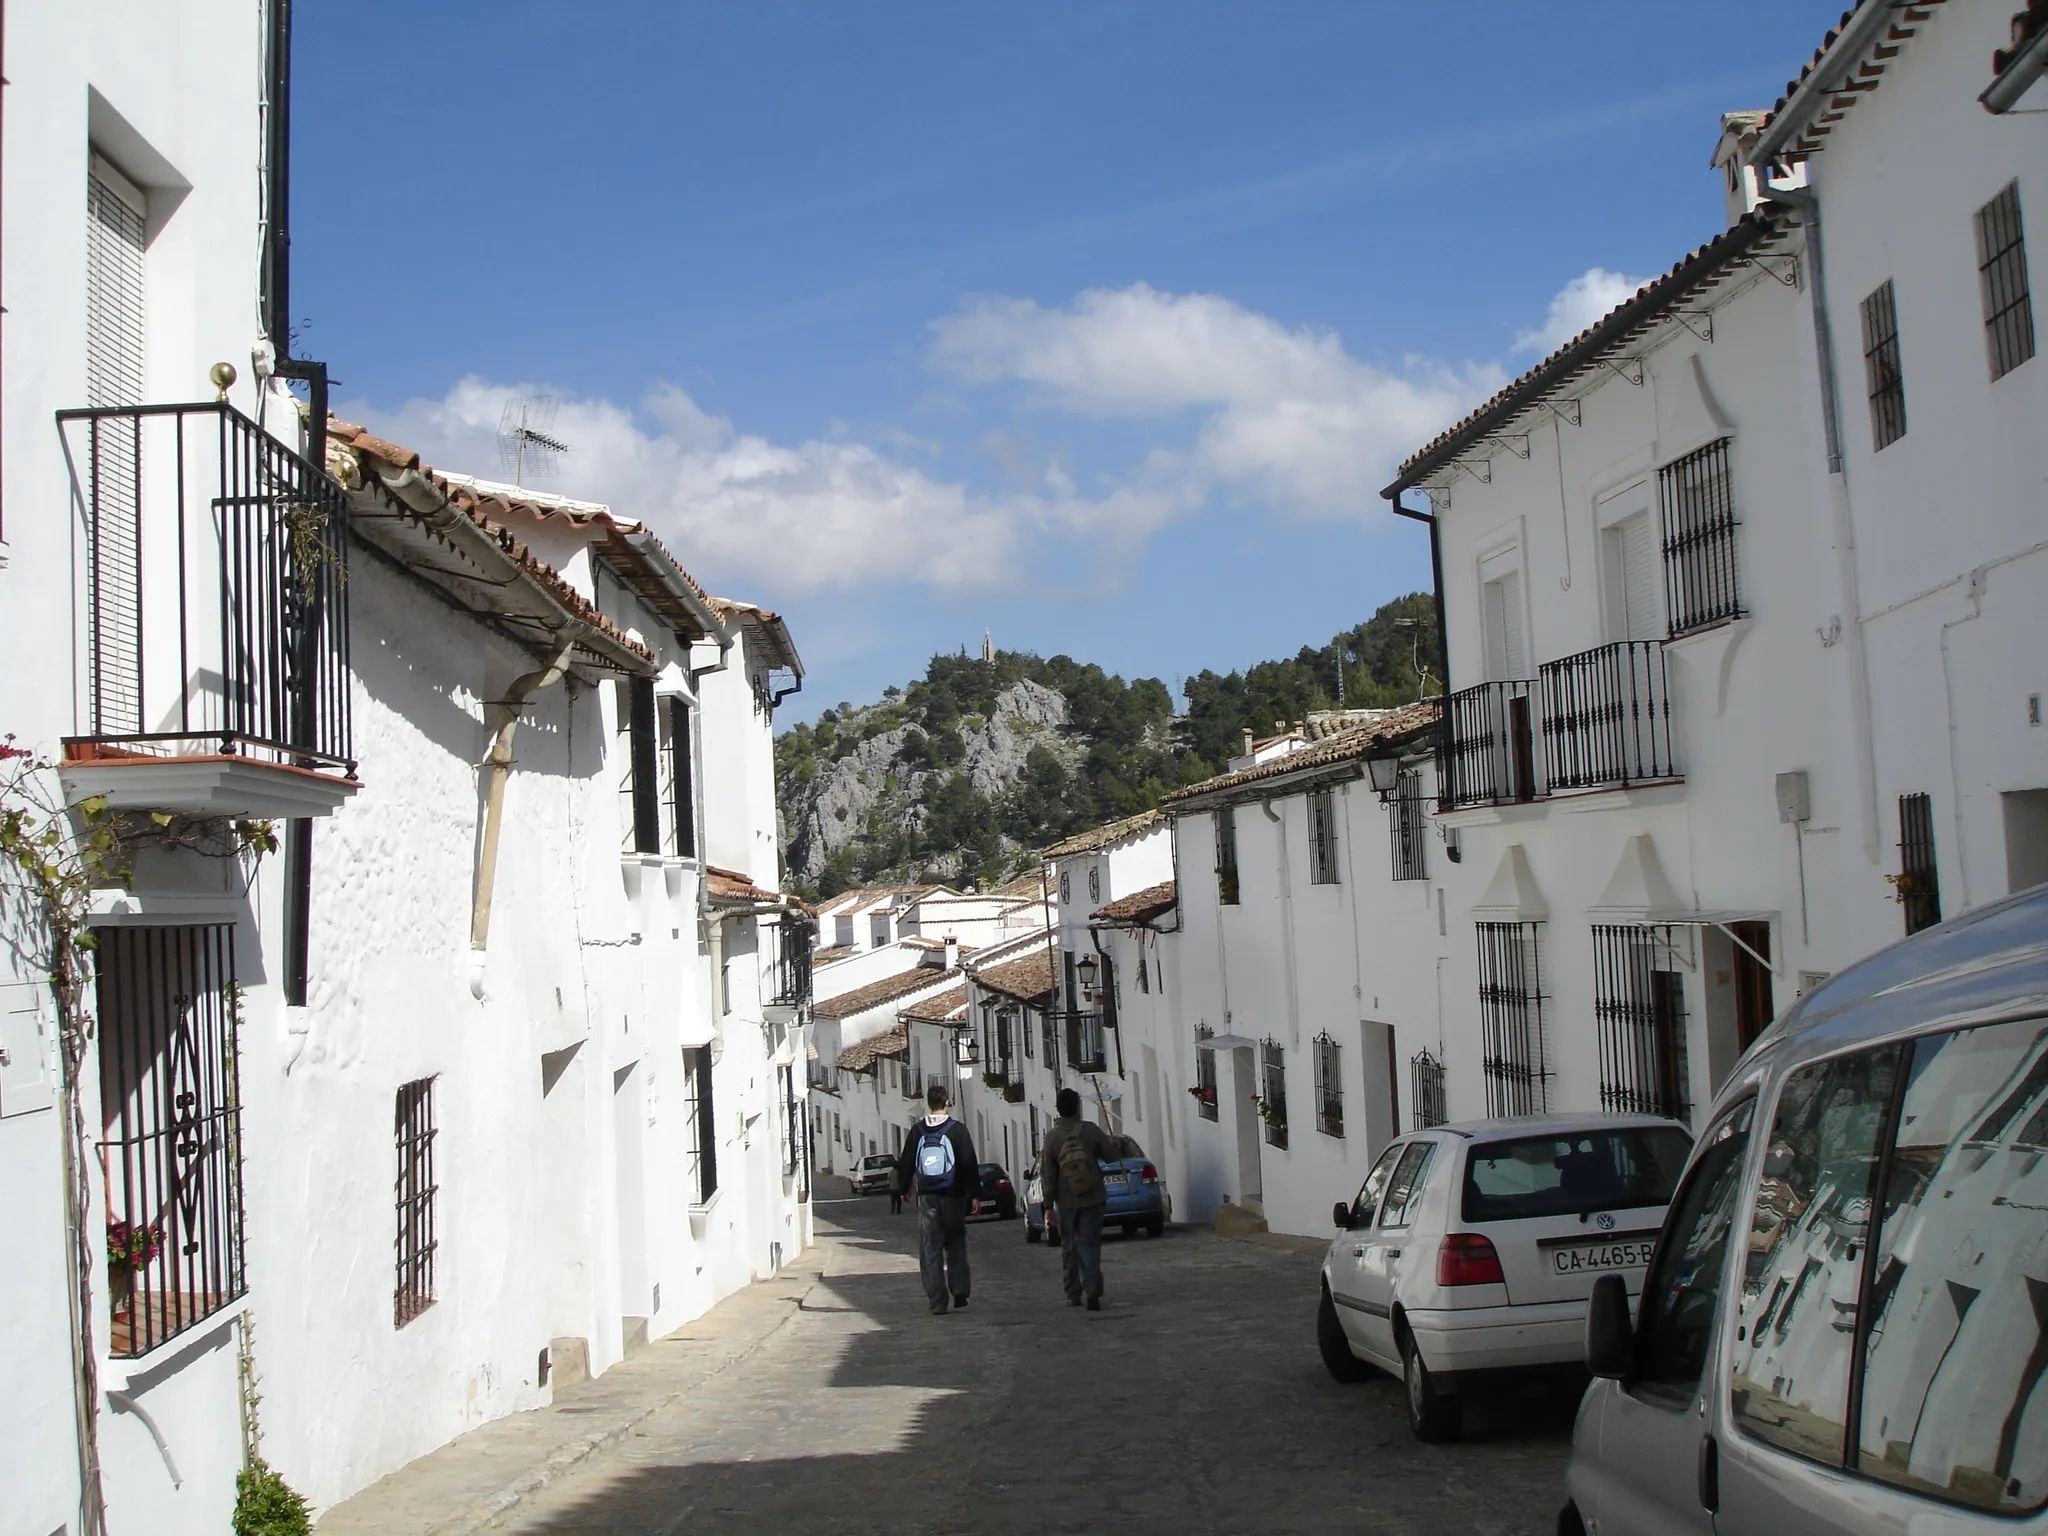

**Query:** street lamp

left=1367, top=755, right=1403, bottom=800
left=1074, top=952, right=1099, bottom=1000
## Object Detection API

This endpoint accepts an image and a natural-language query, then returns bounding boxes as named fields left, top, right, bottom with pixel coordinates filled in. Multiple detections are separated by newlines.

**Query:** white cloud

left=1512, top=267, right=1649, bottom=356
left=928, top=283, right=1500, bottom=518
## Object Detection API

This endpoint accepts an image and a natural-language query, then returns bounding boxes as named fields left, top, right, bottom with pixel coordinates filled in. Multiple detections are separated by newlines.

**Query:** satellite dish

left=497, top=396, right=569, bottom=484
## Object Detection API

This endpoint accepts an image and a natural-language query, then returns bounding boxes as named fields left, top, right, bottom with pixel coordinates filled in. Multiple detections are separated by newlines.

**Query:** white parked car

left=1317, top=1113, right=1693, bottom=1441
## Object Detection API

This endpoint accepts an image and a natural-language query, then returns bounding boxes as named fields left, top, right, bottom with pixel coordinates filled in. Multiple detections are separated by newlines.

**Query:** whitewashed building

left=0, top=7, right=815, bottom=1529
left=1379, top=0, right=2047, bottom=1130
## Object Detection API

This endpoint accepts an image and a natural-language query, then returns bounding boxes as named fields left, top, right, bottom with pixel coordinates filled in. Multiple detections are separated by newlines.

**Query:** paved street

left=476, top=1196, right=1574, bottom=1535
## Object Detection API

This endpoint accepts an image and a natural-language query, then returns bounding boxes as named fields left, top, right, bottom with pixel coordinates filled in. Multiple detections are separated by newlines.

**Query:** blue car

left=1042, top=1136, right=1171, bottom=1241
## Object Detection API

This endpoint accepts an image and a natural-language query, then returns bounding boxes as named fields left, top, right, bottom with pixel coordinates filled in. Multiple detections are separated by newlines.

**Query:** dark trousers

left=917, top=1195, right=970, bottom=1310
left=889, top=1186, right=904, bottom=1213
left=1058, top=1200, right=1106, bottom=1301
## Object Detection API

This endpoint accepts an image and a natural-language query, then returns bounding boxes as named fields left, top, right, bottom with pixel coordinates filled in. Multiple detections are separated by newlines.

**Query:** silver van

left=1563, top=883, right=2048, bottom=1535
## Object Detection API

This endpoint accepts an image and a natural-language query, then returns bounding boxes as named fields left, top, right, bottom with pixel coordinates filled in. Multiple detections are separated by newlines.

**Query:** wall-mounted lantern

left=1367, top=755, right=1402, bottom=800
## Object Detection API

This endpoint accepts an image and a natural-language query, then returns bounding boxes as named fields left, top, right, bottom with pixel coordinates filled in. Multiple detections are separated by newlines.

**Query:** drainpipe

left=473, top=640, right=578, bottom=953
left=1763, top=181, right=1881, bottom=865
left=1389, top=496, right=1449, bottom=698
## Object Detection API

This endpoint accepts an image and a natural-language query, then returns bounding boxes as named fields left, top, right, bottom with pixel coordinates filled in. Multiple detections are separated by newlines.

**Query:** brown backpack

left=1055, top=1124, right=1107, bottom=1205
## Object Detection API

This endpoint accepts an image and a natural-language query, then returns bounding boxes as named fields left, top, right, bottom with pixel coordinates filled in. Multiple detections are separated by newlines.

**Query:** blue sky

left=294, top=2, right=1841, bottom=719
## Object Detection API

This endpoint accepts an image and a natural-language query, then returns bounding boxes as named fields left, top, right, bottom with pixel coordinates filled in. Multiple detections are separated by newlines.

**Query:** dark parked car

left=972, top=1163, right=1019, bottom=1219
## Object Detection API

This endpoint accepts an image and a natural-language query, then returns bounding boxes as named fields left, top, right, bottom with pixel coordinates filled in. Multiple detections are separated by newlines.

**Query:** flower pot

left=109, top=1267, right=133, bottom=1320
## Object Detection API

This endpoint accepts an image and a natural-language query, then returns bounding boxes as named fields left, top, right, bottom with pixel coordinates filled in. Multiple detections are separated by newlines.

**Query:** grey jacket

left=1040, top=1117, right=1121, bottom=1208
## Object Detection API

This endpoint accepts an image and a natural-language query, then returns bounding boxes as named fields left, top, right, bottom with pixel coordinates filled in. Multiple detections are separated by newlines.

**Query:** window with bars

left=394, top=1076, right=438, bottom=1327
left=1041, top=1008, right=1060, bottom=1068
left=1307, top=788, right=1340, bottom=885
left=1194, top=1032, right=1219, bottom=1120
left=780, top=1063, right=802, bottom=1183
left=663, top=696, right=696, bottom=858
left=1476, top=922, right=1549, bottom=1117
left=1897, top=791, right=1943, bottom=935
left=1592, top=926, right=1690, bottom=1120
left=618, top=678, right=661, bottom=854
left=1658, top=437, right=1743, bottom=635
left=97, top=924, right=246, bottom=1358
left=1861, top=280, right=1907, bottom=451
left=1410, top=1050, right=1448, bottom=1131
left=1977, top=180, right=2035, bottom=381
left=1388, top=768, right=1427, bottom=881
left=686, top=1045, right=719, bottom=1205
left=1215, top=807, right=1241, bottom=904
left=1313, top=1032, right=1343, bottom=1138
left=1259, top=1039, right=1288, bottom=1149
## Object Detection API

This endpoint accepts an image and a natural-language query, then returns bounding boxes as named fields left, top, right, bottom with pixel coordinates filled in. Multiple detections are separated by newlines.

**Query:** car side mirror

left=1333, top=1201, right=1354, bottom=1231
left=1585, top=1272, right=1635, bottom=1380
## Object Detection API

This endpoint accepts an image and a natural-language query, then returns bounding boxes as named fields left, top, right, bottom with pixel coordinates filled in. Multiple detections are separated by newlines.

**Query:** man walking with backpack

left=894, top=1083, right=980, bottom=1315
left=1040, top=1087, right=1120, bottom=1311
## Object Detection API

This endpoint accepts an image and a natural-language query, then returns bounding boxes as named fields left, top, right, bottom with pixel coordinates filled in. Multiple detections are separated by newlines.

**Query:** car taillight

left=1140, top=1163, right=1159, bottom=1185
left=1437, top=1233, right=1505, bottom=1287
left=998, top=1180, right=1012, bottom=1190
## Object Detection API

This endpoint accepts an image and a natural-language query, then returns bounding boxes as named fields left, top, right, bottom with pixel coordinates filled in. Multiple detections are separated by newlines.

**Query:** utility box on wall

left=0, top=982, right=56, bottom=1117
left=1775, top=771, right=1811, bottom=825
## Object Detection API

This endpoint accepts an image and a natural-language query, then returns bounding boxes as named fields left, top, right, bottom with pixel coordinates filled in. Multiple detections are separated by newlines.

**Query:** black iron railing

left=1477, top=921, right=1548, bottom=1118
left=1410, top=1050, right=1447, bottom=1132
left=1592, top=925, right=1688, bottom=1120
left=1062, top=1010, right=1107, bottom=1074
left=770, top=916, right=814, bottom=1008
left=1539, top=641, right=1678, bottom=792
left=1388, top=768, right=1428, bottom=881
left=393, top=1076, right=439, bottom=1328
left=57, top=402, right=353, bottom=773
left=1658, top=438, right=1743, bottom=635
left=1437, top=680, right=1539, bottom=810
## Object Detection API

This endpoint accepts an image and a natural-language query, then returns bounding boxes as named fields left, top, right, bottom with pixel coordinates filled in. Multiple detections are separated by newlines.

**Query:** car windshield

left=862, top=1156, right=893, bottom=1169
left=979, top=1164, right=1005, bottom=1179
left=1461, top=1127, right=1692, bottom=1223
left=1109, top=1138, right=1143, bottom=1161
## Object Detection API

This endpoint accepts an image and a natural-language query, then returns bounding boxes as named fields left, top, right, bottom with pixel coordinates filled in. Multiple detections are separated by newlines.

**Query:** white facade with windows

left=1386, top=0, right=2048, bottom=1137
left=0, top=12, right=814, bottom=1528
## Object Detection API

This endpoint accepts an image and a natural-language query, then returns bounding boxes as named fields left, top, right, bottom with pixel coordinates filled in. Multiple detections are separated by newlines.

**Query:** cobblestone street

left=419, top=1196, right=1577, bottom=1536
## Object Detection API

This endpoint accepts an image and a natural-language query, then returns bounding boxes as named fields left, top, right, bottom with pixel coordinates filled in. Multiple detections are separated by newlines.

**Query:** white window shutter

left=1619, top=512, right=1664, bottom=641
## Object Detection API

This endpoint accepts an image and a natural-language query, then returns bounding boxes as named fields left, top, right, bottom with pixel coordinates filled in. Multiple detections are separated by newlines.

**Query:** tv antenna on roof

left=497, top=396, right=569, bottom=484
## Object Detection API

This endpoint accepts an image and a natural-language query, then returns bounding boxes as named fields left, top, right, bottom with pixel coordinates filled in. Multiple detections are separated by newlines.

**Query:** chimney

left=1711, top=110, right=1800, bottom=225
left=944, top=935, right=960, bottom=971
left=1241, top=727, right=1254, bottom=757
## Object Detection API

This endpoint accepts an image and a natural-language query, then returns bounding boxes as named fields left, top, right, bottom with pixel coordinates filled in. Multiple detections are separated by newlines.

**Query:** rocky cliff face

left=781, top=679, right=1083, bottom=888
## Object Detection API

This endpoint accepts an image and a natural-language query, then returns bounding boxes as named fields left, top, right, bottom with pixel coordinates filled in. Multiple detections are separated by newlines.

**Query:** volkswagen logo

left=1595, top=1212, right=1616, bottom=1231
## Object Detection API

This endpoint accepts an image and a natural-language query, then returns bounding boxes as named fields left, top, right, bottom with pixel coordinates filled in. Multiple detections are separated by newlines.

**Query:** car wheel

left=1403, top=1337, right=1463, bottom=1442
left=1556, top=1502, right=1587, bottom=1536
left=1317, top=1288, right=1372, bottom=1383
left=1025, top=1226, right=1041, bottom=1244
left=1144, top=1216, right=1165, bottom=1238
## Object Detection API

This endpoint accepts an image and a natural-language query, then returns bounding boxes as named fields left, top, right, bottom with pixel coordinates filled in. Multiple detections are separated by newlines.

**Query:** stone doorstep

left=311, top=1251, right=828, bottom=1536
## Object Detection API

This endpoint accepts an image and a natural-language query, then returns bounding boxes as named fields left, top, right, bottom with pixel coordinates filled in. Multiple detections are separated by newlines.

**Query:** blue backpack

left=915, top=1121, right=958, bottom=1193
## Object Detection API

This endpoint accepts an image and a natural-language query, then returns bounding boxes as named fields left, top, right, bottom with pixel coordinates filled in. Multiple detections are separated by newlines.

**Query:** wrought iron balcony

left=768, top=916, right=815, bottom=1011
left=1539, top=641, right=1679, bottom=792
left=55, top=402, right=356, bottom=817
left=1062, top=1010, right=1108, bottom=1074
left=1437, top=680, right=1540, bottom=811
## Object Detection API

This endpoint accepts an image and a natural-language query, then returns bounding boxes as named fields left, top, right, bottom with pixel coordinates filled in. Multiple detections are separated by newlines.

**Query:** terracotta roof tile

left=705, top=864, right=807, bottom=911
left=1163, top=699, right=1440, bottom=805
left=812, top=944, right=855, bottom=967
left=1041, top=809, right=1163, bottom=861
left=1755, top=0, right=1948, bottom=162
left=898, top=984, right=968, bottom=1024
left=1090, top=880, right=1177, bottom=926
left=836, top=1026, right=908, bottom=1072
left=970, top=946, right=1056, bottom=1004
left=813, top=965, right=963, bottom=1020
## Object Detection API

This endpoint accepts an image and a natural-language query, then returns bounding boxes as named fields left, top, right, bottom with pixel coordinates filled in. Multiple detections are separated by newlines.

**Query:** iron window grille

left=687, top=1045, right=719, bottom=1205
left=1477, top=922, right=1549, bottom=1117
left=1977, top=180, right=2035, bottom=381
left=663, top=696, right=696, bottom=858
left=1313, top=1031, right=1344, bottom=1138
left=1259, top=1039, right=1288, bottom=1149
left=1308, top=788, right=1340, bottom=885
left=56, top=402, right=354, bottom=772
left=1215, top=806, right=1241, bottom=904
left=1538, top=641, right=1678, bottom=792
left=1658, top=438, right=1743, bottom=636
left=1897, top=792, right=1943, bottom=935
left=781, top=1063, right=804, bottom=1183
left=1059, top=871, right=1071, bottom=904
left=1410, top=1050, right=1448, bottom=1132
left=1041, top=1009, right=1060, bottom=1068
left=97, top=924, right=245, bottom=1358
left=393, top=1076, right=439, bottom=1327
left=1194, top=1031, right=1219, bottom=1121
left=1389, top=768, right=1427, bottom=881
left=1437, top=681, right=1538, bottom=810
left=1064, top=1010, right=1108, bottom=1074
left=1088, top=866, right=1100, bottom=902
left=619, top=678, right=660, bottom=855
left=1861, top=279, right=1908, bottom=451
left=1592, top=926, right=1690, bottom=1120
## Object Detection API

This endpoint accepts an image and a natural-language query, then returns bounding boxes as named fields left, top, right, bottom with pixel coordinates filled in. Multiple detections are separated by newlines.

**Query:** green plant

left=233, top=1458, right=311, bottom=1536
